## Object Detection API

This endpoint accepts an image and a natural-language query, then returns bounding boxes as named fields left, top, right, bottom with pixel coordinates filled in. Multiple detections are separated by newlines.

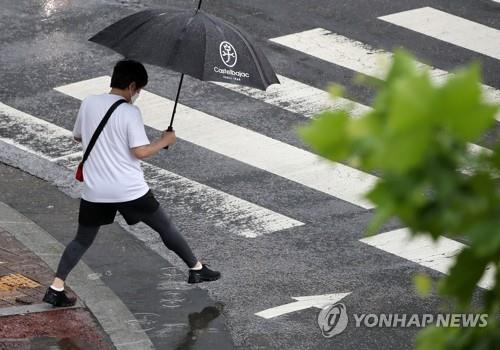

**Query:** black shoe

left=188, top=264, right=221, bottom=284
left=42, top=287, right=77, bottom=307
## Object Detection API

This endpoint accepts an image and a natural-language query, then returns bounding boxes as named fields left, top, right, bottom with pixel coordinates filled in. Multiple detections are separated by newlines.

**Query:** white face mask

left=129, top=87, right=140, bottom=104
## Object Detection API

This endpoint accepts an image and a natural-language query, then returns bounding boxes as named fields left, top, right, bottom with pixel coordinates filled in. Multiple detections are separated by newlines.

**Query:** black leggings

left=55, top=207, right=198, bottom=280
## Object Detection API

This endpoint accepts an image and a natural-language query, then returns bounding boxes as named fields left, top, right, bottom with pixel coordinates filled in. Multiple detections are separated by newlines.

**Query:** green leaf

left=375, top=129, right=432, bottom=174
left=365, top=205, right=393, bottom=236
left=416, top=326, right=454, bottom=350
left=328, top=84, right=345, bottom=98
left=414, top=273, right=432, bottom=297
left=385, top=71, right=434, bottom=135
left=440, top=248, right=489, bottom=306
left=385, top=49, right=420, bottom=84
left=298, top=110, right=351, bottom=161
left=467, top=218, right=500, bottom=257
left=435, top=64, right=496, bottom=141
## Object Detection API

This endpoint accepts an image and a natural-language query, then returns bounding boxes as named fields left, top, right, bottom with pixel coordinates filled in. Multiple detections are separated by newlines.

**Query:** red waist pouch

left=75, top=162, right=84, bottom=182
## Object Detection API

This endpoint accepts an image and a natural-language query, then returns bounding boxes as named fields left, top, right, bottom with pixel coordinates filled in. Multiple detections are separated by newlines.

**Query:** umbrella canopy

left=89, top=8, right=279, bottom=91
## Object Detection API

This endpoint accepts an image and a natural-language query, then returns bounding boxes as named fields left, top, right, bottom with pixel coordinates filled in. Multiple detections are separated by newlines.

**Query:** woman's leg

left=51, top=224, right=100, bottom=287
left=141, top=207, right=199, bottom=268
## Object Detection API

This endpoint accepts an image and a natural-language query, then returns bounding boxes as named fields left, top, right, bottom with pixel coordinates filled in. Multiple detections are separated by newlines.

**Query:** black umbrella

left=89, top=0, right=280, bottom=134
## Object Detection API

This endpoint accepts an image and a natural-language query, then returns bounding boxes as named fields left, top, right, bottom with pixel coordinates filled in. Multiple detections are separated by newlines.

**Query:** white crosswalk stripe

left=0, top=102, right=304, bottom=238
left=0, top=103, right=81, bottom=159
left=360, top=229, right=495, bottom=289
left=379, top=7, right=500, bottom=61
left=271, top=28, right=449, bottom=80
left=270, top=28, right=500, bottom=120
left=215, top=74, right=370, bottom=118
left=55, top=76, right=377, bottom=209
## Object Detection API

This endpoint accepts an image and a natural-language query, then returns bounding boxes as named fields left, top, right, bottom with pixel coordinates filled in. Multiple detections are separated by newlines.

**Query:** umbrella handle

left=163, top=125, right=174, bottom=150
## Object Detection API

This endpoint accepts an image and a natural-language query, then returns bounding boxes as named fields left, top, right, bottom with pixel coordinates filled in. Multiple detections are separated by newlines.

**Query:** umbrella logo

left=219, top=41, right=237, bottom=68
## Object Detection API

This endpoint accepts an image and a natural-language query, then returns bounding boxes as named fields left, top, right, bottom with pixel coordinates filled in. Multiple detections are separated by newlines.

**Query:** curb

left=0, top=201, right=155, bottom=350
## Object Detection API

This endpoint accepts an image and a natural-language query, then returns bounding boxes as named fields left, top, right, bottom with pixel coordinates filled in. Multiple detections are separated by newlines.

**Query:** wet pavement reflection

left=39, top=0, right=73, bottom=17
left=175, top=303, right=224, bottom=350
left=28, top=0, right=147, bottom=19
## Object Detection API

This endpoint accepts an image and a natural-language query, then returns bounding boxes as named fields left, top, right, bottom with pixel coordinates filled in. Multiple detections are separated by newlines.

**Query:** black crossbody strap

left=82, top=99, right=127, bottom=164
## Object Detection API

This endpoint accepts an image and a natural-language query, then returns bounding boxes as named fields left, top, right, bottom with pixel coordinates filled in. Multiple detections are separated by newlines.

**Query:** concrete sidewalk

left=0, top=207, right=115, bottom=349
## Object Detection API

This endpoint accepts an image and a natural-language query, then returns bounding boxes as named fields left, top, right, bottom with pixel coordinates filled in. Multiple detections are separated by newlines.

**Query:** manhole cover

left=0, top=273, right=41, bottom=291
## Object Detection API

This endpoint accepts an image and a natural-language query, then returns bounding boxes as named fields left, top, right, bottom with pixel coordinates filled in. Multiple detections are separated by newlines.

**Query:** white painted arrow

left=255, top=293, right=351, bottom=319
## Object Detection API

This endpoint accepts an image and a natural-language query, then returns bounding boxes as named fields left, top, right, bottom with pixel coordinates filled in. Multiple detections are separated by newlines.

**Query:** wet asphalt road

left=1, top=0, right=499, bottom=349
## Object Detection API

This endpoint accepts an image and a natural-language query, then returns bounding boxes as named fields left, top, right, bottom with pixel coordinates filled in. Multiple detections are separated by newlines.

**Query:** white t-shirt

left=73, top=93, right=150, bottom=203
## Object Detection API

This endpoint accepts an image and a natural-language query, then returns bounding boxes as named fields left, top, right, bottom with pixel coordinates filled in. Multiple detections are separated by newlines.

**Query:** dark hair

left=110, top=59, right=148, bottom=90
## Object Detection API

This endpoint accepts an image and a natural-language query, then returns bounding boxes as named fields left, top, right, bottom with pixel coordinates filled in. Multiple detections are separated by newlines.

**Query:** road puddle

left=174, top=304, right=224, bottom=350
